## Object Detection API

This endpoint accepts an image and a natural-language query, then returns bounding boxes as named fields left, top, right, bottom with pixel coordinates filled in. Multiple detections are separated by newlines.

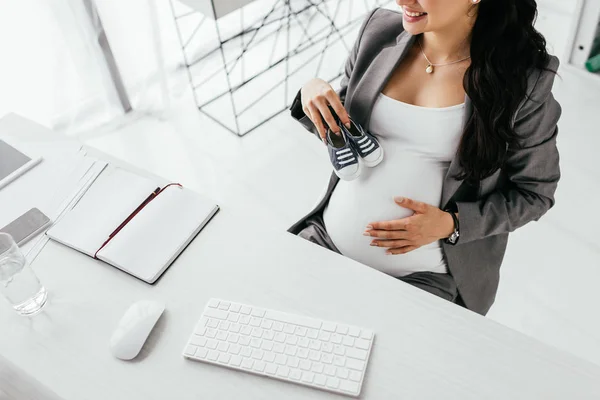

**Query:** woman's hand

left=364, top=197, right=456, bottom=255
left=301, top=78, right=351, bottom=142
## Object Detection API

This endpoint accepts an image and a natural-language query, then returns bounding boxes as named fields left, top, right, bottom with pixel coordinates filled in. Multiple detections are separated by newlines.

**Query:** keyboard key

left=240, top=306, right=252, bottom=315
left=264, top=352, right=276, bottom=363
left=207, top=319, right=219, bottom=328
left=346, top=359, right=365, bottom=371
left=360, top=330, right=373, bottom=340
left=295, top=326, right=307, bottom=336
left=217, top=353, right=231, bottom=364
left=322, top=322, right=336, bottom=332
left=301, top=371, right=315, bottom=383
left=272, top=321, right=284, bottom=332
left=326, top=377, right=340, bottom=389
left=241, top=358, right=254, bottom=369
left=261, top=340, right=274, bottom=351
left=251, top=328, right=263, bottom=338
left=239, top=315, right=251, bottom=325
left=289, top=369, right=302, bottom=381
left=207, top=299, right=220, bottom=308
left=324, top=365, right=337, bottom=376
left=355, top=338, right=370, bottom=350
left=227, top=333, right=239, bottom=343
left=285, top=335, right=298, bottom=345
left=333, top=355, right=346, bottom=367
left=337, top=367, right=349, bottom=379
left=283, top=324, right=295, bottom=334
left=277, top=366, right=290, bottom=378
left=309, top=340, right=321, bottom=351
left=195, top=348, right=208, bottom=359
left=253, top=360, right=266, bottom=372
left=251, top=349, right=264, bottom=360
left=275, top=354, right=288, bottom=365
left=206, top=339, right=218, bottom=350
left=218, top=301, right=230, bottom=311
left=330, top=333, right=342, bottom=344
left=318, top=331, right=331, bottom=341
left=265, top=310, right=322, bottom=330
left=322, top=343, right=334, bottom=353
left=349, top=370, right=362, bottom=382
left=309, top=350, right=321, bottom=361
left=261, top=319, right=273, bottom=329
left=227, top=313, right=239, bottom=322
left=216, top=331, right=228, bottom=341
left=285, top=345, right=297, bottom=356
left=217, top=342, right=229, bottom=352
left=190, top=335, right=207, bottom=347
left=287, top=356, right=300, bottom=368
left=251, top=308, right=265, bottom=318
left=240, top=347, right=252, bottom=358
left=297, top=348, right=309, bottom=359
left=333, top=345, right=345, bottom=355
left=239, top=336, right=251, bottom=346
left=184, top=345, right=197, bottom=356
left=207, top=350, right=219, bottom=361
left=340, top=380, right=359, bottom=394
left=240, top=326, right=252, bottom=336
left=230, top=354, right=242, bottom=366
left=265, top=363, right=277, bottom=375
left=250, top=317, right=262, bottom=327
left=230, top=323, right=241, bottom=333
left=298, top=337, right=309, bottom=348
left=229, top=344, right=241, bottom=355
left=336, top=325, right=349, bottom=335
left=307, top=329, right=319, bottom=339
left=314, top=374, right=327, bottom=386
left=348, top=326, right=361, bottom=337
left=205, top=329, right=217, bottom=339
left=311, top=363, right=324, bottom=374
left=263, top=330, right=275, bottom=341
left=273, top=343, right=285, bottom=354
left=204, top=308, right=228, bottom=320
left=346, top=348, right=368, bottom=361
left=299, top=359, right=312, bottom=371
left=274, top=332, right=286, bottom=343
left=343, top=336, right=355, bottom=347
left=230, top=303, right=241, bottom=313
left=321, top=353, right=333, bottom=364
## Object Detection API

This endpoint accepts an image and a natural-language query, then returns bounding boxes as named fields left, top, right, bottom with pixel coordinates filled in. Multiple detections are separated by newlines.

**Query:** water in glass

left=0, top=233, right=47, bottom=316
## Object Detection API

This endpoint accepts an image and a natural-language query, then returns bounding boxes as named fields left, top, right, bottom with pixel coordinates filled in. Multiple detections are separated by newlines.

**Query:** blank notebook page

left=47, top=168, right=158, bottom=256
left=98, top=185, right=217, bottom=282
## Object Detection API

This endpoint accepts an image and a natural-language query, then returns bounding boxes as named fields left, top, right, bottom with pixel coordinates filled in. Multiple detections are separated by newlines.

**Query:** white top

left=324, top=94, right=465, bottom=277
left=2, top=115, right=600, bottom=400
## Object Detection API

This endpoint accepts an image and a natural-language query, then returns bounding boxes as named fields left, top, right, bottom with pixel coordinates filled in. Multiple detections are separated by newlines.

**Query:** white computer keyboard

left=183, top=299, right=375, bottom=397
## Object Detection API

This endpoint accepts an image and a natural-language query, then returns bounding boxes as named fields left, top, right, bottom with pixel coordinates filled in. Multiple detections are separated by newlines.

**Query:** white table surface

left=1, top=114, right=600, bottom=400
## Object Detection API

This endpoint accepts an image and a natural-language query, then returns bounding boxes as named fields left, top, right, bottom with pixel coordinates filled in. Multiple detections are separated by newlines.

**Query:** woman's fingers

left=371, top=239, right=412, bottom=248
left=364, top=229, right=411, bottom=240
left=315, top=99, right=340, bottom=134
left=324, top=90, right=350, bottom=128
left=306, top=103, right=327, bottom=141
left=365, top=218, right=410, bottom=233
left=387, top=246, right=418, bottom=255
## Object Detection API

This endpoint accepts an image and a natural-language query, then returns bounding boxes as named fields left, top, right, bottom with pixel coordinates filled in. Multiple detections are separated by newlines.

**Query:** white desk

left=1, top=114, right=600, bottom=400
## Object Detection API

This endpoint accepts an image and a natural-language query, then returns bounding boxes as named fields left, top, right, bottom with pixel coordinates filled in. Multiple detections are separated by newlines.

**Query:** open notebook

left=47, top=168, right=219, bottom=283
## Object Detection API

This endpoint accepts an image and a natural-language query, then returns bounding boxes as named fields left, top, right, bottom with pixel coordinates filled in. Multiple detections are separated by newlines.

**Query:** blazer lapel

left=441, top=95, right=473, bottom=208
left=349, top=32, right=416, bottom=130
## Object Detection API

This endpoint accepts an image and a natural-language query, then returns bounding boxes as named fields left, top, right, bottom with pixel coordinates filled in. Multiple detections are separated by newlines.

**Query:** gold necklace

left=418, top=38, right=471, bottom=74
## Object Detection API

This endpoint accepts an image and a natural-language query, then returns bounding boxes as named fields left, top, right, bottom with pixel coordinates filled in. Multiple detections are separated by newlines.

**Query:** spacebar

left=265, top=310, right=322, bottom=329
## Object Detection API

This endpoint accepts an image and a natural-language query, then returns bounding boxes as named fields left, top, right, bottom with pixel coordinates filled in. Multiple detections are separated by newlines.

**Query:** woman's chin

left=402, top=20, right=426, bottom=35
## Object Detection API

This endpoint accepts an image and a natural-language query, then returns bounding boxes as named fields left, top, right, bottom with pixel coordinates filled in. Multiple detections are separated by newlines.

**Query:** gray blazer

left=288, top=8, right=561, bottom=315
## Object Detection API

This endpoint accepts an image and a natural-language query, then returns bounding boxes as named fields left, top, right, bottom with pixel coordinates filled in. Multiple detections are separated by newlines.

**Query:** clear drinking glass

left=0, top=233, right=47, bottom=316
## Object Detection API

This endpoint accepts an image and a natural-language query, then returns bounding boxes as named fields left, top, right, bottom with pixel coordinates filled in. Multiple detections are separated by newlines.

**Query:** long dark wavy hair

left=458, top=0, right=554, bottom=182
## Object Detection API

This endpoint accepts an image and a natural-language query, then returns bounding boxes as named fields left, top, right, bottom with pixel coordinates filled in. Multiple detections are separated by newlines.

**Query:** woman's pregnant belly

left=323, top=150, right=449, bottom=277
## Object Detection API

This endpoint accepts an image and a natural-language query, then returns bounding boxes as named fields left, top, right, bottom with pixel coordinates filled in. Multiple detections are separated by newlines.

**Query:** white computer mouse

left=110, top=300, right=165, bottom=361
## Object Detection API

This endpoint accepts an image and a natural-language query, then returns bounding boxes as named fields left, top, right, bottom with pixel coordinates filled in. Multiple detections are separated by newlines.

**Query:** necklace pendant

left=425, top=64, right=434, bottom=74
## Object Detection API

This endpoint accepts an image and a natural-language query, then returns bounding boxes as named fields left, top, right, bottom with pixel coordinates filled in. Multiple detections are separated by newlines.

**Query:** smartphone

left=0, top=208, right=52, bottom=246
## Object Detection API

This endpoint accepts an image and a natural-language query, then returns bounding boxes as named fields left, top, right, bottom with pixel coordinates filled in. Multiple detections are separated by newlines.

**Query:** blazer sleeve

left=288, top=8, right=379, bottom=139
left=454, top=58, right=562, bottom=245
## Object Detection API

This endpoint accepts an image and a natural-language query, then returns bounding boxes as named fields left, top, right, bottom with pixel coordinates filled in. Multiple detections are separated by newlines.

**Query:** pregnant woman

left=288, top=0, right=561, bottom=315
